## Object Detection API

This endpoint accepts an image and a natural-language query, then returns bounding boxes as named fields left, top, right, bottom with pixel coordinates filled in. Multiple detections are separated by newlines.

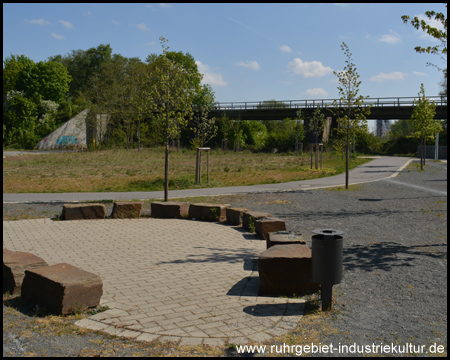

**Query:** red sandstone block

left=3, top=249, right=49, bottom=295
left=151, top=201, right=189, bottom=219
left=242, top=211, right=272, bottom=232
left=258, top=244, right=320, bottom=296
left=21, top=263, right=103, bottom=315
left=111, top=202, right=143, bottom=219
left=188, top=203, right=231, bottom=222
left=226, top=207, right=249, bottom=226
left=254, top=217, right=287, bottom=240
left=61, top=204, right=106, bottom=220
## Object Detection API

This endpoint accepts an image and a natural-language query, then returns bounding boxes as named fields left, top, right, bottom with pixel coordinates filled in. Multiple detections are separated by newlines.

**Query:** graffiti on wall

left=56, top=136, right=79, bottom=146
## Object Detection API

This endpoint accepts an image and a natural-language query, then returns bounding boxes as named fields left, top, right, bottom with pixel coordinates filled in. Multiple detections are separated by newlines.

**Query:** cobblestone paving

left=3, top=218, right=306, bottom=346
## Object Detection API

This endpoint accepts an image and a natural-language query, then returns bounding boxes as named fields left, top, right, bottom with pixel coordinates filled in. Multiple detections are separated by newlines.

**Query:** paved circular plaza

left=3, top=217, right=306, bottom=346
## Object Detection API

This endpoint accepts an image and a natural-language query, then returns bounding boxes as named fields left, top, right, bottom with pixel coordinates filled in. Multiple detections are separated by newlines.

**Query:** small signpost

left=195, top=147, right=210, bottom=185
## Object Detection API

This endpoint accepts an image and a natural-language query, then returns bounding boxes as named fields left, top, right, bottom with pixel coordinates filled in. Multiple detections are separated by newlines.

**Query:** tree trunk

left=164, top=112, right=169, bottom=202
left=345, top=129, right=349, bottom=189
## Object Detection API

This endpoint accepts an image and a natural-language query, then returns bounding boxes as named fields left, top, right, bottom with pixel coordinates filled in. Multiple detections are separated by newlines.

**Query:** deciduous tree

left=411, top=83, right=442, bottom=169
left=333, top=42, right=371, bottom=189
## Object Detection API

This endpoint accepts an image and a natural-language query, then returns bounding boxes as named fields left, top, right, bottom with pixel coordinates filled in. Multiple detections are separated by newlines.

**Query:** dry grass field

left=3, top=147, right=371, bottom=193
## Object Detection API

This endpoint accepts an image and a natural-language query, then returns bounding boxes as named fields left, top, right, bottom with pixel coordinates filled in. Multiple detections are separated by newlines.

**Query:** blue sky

left=3, top=3, right=446, bottom=131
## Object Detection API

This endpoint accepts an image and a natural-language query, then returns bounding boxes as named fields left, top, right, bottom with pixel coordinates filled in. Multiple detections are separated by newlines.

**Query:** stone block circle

left=26, top=200, right=319, bottom=303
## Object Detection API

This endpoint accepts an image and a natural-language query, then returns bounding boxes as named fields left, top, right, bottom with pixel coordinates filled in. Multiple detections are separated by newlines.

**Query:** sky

left=3, top=3, right=447, bottom=131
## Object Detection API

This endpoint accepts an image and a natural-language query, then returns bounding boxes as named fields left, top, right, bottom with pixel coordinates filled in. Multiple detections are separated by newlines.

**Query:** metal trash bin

left=311, top=229, right=344, bottom=310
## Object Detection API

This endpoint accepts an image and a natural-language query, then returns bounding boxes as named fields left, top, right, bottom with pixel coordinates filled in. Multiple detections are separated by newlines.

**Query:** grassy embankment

left=3, top=147, right=372, bottom=193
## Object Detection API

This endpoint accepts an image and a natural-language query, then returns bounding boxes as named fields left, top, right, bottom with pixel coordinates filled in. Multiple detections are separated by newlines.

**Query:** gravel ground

left=3, top=159, right=447, bottom=357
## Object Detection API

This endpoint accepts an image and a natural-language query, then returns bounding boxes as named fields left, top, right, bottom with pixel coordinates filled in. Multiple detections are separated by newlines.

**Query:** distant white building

left=35, top=110, right=108, bottom=150
left=376, top=120, right=391, bottom=138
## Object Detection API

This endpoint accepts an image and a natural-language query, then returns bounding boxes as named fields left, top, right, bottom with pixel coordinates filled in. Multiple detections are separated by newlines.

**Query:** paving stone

left=116, top=329, right=141, bottom=338
left=179, top=337, right=204, bottom=346
left=202, top=337, right=226, bottom=347
left=136, top=333, right=160, bottom=343
left=74, top=319, right=110, bottom=331
left=3, top=249, right=48, bottom=295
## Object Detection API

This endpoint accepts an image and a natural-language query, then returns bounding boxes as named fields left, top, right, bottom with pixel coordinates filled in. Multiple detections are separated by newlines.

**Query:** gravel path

left=3, top=159, right=447, bottom=357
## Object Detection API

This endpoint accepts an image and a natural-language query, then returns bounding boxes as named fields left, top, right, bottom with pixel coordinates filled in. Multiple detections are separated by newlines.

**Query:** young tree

left=149, top=37, right=202, bottom=201
left=411, top=83, right=442, bottom=169
left=190, top=84, right=217, bottom=148
left=333, top=42, right=371, bottom=189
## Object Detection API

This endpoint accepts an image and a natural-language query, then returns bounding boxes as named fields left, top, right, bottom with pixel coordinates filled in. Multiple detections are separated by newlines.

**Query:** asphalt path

left=3, top=156, right=416, bottom=203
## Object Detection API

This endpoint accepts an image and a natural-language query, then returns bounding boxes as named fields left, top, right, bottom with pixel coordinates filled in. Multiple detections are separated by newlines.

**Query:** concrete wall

left=36, top=109, right=89, bottom=150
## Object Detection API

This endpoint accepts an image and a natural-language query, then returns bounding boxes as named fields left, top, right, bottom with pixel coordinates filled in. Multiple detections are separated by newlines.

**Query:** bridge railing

left=209, top=96, right=447, bottom=111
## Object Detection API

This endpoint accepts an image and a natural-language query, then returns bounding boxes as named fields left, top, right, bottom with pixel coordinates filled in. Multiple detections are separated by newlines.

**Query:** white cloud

left=25, top=18, right=50, bottom=26
left=287, top=58, right=332, bottom=78
left=159, top=3, right=173, bottom=8
left=379, top=29, right=401, bottom=44
left=134, top=23, right=150, bottom=31
left=413, top=71, right=428, bottom=77
left=305, top=88, right=328, bottom=97
left=196, top=61, right=227, bottom=86
left=370, top=71, right=408, bottom=82
left=51, top=33, right=66, bottom=40
left=111, top=20, right=121, bottom=26
left=146, top=41, right=156, bottom=46
left=280, top=45, right=292, bottom=53
left=236, top=60, right=260, bottom=71
left=59, top=20, right=74, bottom=29
left=333, top=3, right=350, bottom=7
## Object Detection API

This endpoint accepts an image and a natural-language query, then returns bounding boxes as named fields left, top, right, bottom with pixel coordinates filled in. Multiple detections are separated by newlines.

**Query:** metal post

left=199, top=151, right=202, bottom=185
left=320, top=144, right=323, bottom=170
left=435, top=132, right=439, bottom=160
left=207, top=149, right=210, bottom=184
left=195, top=148, right=200, bottom=184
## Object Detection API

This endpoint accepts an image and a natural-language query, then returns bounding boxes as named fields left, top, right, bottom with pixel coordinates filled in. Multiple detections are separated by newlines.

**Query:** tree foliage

left=411, top=83, right=442, bottom=169
left=3, top=56, right=72, bottom=148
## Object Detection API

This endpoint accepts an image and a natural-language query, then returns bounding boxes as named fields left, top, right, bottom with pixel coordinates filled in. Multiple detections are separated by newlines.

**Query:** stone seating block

left=266, top=231, right=306, bottom=249
left=255, top=217, right=287, bottom=240
left=258, top=244, right=320, bottom=296
left=226, top=207, right=249, bottom=226
left=21, top=263, right=103, bottom=315
left=151, top=201, right=189, bottom=219
left=111, top=201, right=143, bottom=219
left=242, top=211, right=272, bottom=232
left=3, top=249, right=48, bottom=295
left=61, top=203, right=106, bottom=220
left=188, top=203, right=231, bottom=222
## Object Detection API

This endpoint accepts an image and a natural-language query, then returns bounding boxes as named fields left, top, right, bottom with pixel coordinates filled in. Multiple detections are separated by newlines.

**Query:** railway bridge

left=205, top=96, right=447, bottom=121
